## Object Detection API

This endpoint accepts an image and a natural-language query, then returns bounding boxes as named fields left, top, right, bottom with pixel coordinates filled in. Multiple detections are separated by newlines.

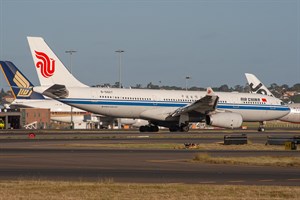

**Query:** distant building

left=2, top=95, right=15, bottom=104
left=21, top=108, right=50, bottom=129
left=282, top=91, right=298, bottom=99
left=0, top=108, right=50, bottom=129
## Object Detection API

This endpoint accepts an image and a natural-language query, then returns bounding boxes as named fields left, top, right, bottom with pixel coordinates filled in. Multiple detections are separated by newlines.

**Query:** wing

left=140, top=87, right=219, bottom=121
left=170, top=87, right=219, bottom=117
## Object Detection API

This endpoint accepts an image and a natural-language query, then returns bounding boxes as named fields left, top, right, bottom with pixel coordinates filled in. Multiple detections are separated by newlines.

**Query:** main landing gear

left=139, top=123, right=190, bottom=133
left=169, top=123, right=190, bottom=132
left=139, top=125, right=159, bottom=132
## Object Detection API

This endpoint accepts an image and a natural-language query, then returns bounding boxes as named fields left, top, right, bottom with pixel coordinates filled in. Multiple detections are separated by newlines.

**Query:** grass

left=242, top=121, right=300, bottom=129
left=193, top=153, right=300, bottom=167
left=0, top=180, right=300, bottom=200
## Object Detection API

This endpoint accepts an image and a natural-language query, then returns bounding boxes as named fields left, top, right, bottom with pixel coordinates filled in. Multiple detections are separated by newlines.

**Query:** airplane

left=0, top=60, right=89, bottom=127
left=27, top=36, right=290, bottom=132
left=246, top=73, right=300, bottom=124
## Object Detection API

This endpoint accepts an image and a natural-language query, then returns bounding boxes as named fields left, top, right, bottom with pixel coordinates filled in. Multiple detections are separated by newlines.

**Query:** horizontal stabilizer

left=39, top=84, right=69, bottom=99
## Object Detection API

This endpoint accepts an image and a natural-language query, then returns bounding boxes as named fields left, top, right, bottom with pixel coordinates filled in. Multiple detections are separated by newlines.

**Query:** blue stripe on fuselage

left=60, top=98, right=290, bottom=111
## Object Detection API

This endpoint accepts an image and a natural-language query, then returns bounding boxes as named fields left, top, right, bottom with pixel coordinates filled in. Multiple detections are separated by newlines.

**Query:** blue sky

left=0, top=0, right=299, bottom=89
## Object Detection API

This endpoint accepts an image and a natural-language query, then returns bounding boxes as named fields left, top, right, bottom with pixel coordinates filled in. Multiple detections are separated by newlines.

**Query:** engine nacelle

left=206, top=113, right=243, bottom=129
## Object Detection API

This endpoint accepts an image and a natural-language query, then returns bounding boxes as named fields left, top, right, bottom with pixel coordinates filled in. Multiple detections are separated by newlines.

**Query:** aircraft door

left=152, top=95, right=160, bottom=106
left=91, top=89, right=98, bottom=101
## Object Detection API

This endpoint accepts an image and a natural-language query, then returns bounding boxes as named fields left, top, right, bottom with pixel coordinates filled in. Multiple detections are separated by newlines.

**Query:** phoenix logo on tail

left=13, top=71, right=32, bottom=97
left=35, top=51, right=55, bottom=78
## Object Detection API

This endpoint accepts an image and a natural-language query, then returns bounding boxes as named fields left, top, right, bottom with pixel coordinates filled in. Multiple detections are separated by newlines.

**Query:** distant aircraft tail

left=0, top=61, right=45, bottom=99
left=245, top=73, right=274, bottom=97
left=27, top=36, right=87, bottom=87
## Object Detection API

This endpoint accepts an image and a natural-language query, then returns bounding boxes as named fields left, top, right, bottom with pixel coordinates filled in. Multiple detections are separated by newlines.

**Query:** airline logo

left=35, top=51, right=55, bottom=78
left=249, top=82, right=268, bottom=95
left=13, top=71, right=32, bottom=97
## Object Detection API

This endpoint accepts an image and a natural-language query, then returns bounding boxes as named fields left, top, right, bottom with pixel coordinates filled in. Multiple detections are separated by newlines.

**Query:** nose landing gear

left=258, top=121, right=266, bottom=132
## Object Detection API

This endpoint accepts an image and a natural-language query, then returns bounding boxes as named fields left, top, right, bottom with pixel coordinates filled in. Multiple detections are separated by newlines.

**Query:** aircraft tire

left=140, top=125, right=159, bottom=132
left=139, top=126, right=147, bottom=132
left=152, top=126, right=159, bottom=132
left=180, top=125, right=189, bottom=132
left=169, top=126, right=179, bottom=132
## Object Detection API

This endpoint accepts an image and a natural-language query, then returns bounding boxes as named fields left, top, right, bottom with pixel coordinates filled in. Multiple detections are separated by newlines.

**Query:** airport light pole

left=115, top=49, right=124, bottom=130
left=65, top=50, right=77, bottom=129
left=115, top=49, right=124, bottom=88
left=185, top=76, right=191, bottom=91
left=65, top=50, right=77, bottom=73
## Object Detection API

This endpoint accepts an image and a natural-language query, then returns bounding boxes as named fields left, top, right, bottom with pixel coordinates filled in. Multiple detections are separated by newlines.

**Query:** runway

left=0, top=129, right=300, bottom=185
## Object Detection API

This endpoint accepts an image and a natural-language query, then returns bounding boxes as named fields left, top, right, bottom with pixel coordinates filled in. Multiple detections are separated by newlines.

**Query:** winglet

left=206, top=87, right=215, bottom=96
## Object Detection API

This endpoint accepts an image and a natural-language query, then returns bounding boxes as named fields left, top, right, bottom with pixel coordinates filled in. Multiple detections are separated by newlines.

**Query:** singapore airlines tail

left=0, top=61, right=45, bottom=100
left=245, top=73, right=273, bottom=97
left=27, top=37, right=87, bottom=87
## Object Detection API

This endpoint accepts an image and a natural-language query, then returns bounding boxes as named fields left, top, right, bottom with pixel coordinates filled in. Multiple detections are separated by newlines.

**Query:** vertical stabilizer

left=0, top=61, right=45, bottom=99
left=27, top=37, right=87, bottom=87
left=245, top=73, right=273, bottom=97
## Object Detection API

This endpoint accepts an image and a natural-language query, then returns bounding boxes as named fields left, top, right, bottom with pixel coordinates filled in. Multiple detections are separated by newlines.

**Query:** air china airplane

left=0, top=60, right=88, bottom=127
left=246, top=73, right=300, bottom=124
left=27, top=36, right=290, bottom=132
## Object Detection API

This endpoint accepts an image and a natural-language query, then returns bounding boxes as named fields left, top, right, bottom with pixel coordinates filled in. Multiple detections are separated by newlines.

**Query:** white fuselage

left=280, top=103, right=300, bottom=123
left=47, top=87, right=290, bottom=122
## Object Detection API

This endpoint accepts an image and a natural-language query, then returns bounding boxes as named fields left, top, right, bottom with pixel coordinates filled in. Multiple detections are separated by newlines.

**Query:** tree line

left=1, top=82, right=300, bottom=104
left=92, top=82, right=300, bottom=103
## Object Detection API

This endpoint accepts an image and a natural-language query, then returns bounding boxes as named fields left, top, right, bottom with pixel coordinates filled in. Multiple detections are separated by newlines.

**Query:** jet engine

left=206, top=112, right=243, bottom=129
